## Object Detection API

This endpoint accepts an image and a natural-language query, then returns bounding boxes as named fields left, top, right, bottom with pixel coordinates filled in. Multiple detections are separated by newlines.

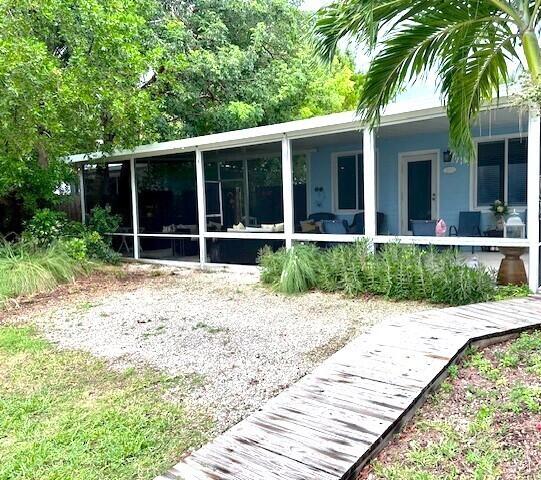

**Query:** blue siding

left=308, top=143, right=362, bottom=223
left=308, top=122, right=526, bottom=235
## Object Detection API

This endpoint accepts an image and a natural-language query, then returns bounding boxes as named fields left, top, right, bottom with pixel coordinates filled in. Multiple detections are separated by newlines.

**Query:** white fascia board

left=66, top=94, right=514, bottom=164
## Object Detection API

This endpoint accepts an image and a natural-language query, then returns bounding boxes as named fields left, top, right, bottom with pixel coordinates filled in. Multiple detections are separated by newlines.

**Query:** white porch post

left=195, top=147, right=207, bottom=265
left=129, top=157, right=140, bottom=260
left=363, top=128, right=377, bottom=242
left=79, top=165, right=86, bottom=225
left=281, top=135, right=294, bottom=249
left=527, top=109, right=540, bottom=292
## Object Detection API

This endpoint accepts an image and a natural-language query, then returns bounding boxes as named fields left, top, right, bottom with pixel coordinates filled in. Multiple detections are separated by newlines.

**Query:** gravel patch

left=32, top=266, right=424, bottom=433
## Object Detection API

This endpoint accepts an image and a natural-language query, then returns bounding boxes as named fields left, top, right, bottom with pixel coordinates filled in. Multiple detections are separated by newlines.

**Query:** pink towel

left=435, top=219, right=447, bottom=237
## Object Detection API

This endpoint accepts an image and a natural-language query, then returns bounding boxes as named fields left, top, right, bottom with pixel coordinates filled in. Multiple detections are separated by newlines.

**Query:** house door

left=400, top=152, right=438, bottom=234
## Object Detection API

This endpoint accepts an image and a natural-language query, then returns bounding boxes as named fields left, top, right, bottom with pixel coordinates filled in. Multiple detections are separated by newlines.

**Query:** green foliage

left=314, top=0, right=541, bottom=162
left=23, top=209, right=69, bottom=246
left=63, top=238, right=88, bottom=262
left=83, top=231, right=121, bottom=265
left=22, top=208, right=120, bottom=264
left=493, top=284, right=531, bottom=301
left=0, top=0, right=162, bottom=217
left=258, top=246, right=287, bottom=285
left=278, top=244, right=320, bottom=294
left=498, top=331, right=541, bottom=376
left=505, top=385, right=541, bottom=414
left=0, top=326, right=211, bottom=480
left=87, top=206, right=121, bottom=239
left=153, top=0, right=361, bottom=138
left=259, top=242, right=520, bottom=306
left=0, top=241, right=91, bottom=304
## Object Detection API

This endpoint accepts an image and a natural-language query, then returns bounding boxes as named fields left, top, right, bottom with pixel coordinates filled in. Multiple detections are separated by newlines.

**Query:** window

left=83, top=161, right=133, bottom=231
left=476, top=137, right=527, bottom=207
left=135, top=153, right=198, bottom=235
left=334, top=152, right=364, bottom=212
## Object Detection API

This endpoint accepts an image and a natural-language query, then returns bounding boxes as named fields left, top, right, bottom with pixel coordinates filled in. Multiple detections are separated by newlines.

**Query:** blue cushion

left=320, top=220, right=348, bottom=234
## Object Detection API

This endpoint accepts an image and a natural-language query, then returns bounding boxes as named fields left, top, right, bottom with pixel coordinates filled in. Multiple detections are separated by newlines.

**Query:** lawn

left=360, top=330, right=541, bottom=480
left=0, top=325, right=211, bottom=480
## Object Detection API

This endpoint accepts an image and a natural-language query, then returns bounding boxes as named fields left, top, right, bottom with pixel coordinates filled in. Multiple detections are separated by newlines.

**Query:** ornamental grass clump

left=0, top=240, right=91, bottom=305
left=259, top=244, right=320, bottom=294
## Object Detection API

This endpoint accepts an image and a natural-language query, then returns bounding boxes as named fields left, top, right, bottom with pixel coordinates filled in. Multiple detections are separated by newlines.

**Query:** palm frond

left=314, top=0, right=521, bottom=161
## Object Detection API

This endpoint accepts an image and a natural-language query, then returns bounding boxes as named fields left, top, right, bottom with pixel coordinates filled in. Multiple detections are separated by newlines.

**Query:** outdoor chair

left=348, top=212, right=386, bottom=234
left=449, top=211, right=482, bottom=253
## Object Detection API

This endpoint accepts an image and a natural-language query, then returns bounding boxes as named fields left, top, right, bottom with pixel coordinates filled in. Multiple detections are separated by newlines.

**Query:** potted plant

left=490, top=200, right=509, bottom=230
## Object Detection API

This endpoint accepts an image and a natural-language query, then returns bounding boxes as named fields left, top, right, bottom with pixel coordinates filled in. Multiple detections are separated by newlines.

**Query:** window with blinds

left=476, top=137, right=527, bottom=207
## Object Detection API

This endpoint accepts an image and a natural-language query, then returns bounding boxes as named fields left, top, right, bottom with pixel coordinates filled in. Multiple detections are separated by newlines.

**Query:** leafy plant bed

left=259, top=242, right=530, bottom=306
left=0, top=325, right=211, bottom=480
left=359, top=330, right=541, bottom=480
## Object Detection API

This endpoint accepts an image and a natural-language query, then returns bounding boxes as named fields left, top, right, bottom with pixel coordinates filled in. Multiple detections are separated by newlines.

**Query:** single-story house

left=68, top=96, right=541, bottom=292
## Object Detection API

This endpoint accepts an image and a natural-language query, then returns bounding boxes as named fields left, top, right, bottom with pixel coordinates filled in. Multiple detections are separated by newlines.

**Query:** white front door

left=399, top=152, right=438, bottom=235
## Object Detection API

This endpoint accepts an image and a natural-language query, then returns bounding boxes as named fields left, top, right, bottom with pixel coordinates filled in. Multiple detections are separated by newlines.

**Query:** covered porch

left=75, top=102, right=541, bottom=292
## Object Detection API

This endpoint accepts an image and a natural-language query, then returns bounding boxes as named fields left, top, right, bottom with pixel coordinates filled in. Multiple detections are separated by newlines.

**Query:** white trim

left=527, top=110, right=540, bottom=292
left=129, top=157, right=140, bottom=259
left=195, top=148, right=207, bottom=265
left=470, top=133, right=529, bottom=211
left=363, top=129, right=377, bottom=238
left=281, top=135, right=294, bottom=249
left=331, top=150, right=363, bottom=214
left=398, top=149, right=439, bottom=235
left=291, top=232, right=529, bottom=247
left=67, top=96, right=518, bottom=165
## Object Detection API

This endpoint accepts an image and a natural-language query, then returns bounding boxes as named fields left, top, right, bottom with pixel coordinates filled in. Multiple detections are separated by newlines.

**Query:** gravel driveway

left=33, top=266, right=423, bottom=433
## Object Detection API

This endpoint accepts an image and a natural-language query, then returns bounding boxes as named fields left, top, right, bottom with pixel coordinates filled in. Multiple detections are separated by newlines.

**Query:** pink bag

left=435, top=218, right=447, bottom=237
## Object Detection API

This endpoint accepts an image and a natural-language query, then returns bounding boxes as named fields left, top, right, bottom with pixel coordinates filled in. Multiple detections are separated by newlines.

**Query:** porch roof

left=67, top=95, right=515, bottom=164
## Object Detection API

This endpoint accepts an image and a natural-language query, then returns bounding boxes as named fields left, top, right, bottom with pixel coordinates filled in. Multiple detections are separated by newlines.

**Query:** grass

left=363, top=330, right=541, bottom=480
left=0, top=240, right=91, bottom=306
left=0, top=326, right=211, bottom=480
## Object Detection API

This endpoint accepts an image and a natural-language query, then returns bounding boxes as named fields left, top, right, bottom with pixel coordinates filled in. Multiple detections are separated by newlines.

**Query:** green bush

left=259, top=242, right=527, bottom=306
left=0, top=240, right=91, bottom=304
left=22, top=209, right=68, bottom=246
left=22, top=207, right=121, bottom=265
left=87, top=206, right=121, bottom=239
left=63, top=238, right=88, bottom=262
left=83, top=231, right=121, bottom=264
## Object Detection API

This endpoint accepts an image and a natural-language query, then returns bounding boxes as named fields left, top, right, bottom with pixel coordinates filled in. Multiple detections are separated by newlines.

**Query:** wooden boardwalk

left=157, top=296, right=541, bottom=480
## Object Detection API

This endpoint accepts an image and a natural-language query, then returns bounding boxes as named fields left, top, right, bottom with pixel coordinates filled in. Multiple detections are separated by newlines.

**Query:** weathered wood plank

left=157, top=296, right=541, bottom=480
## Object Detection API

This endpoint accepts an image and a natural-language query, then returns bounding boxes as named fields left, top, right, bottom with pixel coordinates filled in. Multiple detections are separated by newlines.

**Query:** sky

left=301, top=0, right=438, bottom=103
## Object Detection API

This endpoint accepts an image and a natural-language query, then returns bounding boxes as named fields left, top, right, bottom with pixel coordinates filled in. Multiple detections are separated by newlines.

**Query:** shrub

left=258, top=246, right=287, bottom=285
left=63, top=237, right=88, bottom=262
left=83, top=231, right=121, bottom=264
left=258, top=242, right=526, bottom=306
left=23, top=209, right=68, bottom=246
left=87, top=206, right=121, bottom=239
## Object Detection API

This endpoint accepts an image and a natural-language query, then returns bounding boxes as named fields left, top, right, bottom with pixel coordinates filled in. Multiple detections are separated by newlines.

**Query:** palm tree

left=314, top=1, right=541, bottom=161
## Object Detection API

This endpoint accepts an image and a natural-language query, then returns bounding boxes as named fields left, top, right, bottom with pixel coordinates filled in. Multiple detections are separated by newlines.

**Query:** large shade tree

left=0, top=0, right=162, bottom=228
left=153, top=0, right=362, bottom=138
left=314, top=0, right=541, bottom=161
